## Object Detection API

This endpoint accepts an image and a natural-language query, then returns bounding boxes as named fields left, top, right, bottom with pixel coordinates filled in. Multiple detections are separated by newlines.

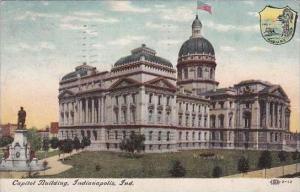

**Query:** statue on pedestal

left=17, top=107, right=26, bottom=129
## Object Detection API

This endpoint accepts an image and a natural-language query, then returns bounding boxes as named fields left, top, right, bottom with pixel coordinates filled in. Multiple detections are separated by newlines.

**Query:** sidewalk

left=224, top=163, right=300, bottom=178
left=0, top=150, right=81, bottom=178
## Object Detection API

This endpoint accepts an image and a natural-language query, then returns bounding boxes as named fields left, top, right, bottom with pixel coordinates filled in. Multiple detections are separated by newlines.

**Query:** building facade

left=58, top=16, right=296, bottom=152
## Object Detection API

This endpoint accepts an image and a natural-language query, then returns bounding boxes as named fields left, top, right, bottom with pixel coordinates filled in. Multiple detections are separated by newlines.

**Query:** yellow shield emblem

left=259, top=6, right=298, bottom=45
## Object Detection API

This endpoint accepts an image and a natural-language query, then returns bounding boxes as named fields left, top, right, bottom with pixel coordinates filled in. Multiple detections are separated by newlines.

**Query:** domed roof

left=192, top=15, right=202, bottom=28
left=114, top=44, right=173, bottom=68
left=178, top=37, right=215, bottom=57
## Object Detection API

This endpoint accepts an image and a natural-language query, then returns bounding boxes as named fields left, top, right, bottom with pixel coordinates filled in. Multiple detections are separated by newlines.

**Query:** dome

left=178, top=37, right=215, bottom=57
left=192, top=15, right=202, bottom=28
left=114, top=44, right=173, bottom=68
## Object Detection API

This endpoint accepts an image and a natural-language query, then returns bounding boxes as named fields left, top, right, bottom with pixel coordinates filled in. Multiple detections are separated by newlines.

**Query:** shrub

left=169, top=160, right=186, bottom=177
left=237, top=156, right=249, bottom=174
left=212, top=166, right=222, bottom=178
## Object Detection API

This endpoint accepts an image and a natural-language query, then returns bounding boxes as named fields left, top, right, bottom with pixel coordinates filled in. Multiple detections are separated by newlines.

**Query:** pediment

left=58, top=90, right=75, bottom=98
left=269, top=85, right=288, bottom=99
left=145, top=77, right=176, bottom=90
left=109, top=77, right=140, bottom=90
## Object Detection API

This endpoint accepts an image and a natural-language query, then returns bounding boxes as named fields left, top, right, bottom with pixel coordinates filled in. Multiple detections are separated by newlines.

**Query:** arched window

left=158, top=131, right=161, bottom=141
left=167, top=131, right=170, bottom=141
left=197, top=67, right=203, bottom=78
left=93, top=130, right=97, bottom=140
left=210, top=115, right=216, bottom=128
left=210, top=68, right=214, bottom=79
left=149, top=131, right=153, bottom=141
left=148, top=110, right=153, bottom=123
left=198, top=132, right=201, bottom=140
left=184, top=68, right=188, bottom=79
left=179, top=131, right=182, bottom=140
left=186, top=132, right=189, bottom=140
left=218, top=114, right=225, bottom=128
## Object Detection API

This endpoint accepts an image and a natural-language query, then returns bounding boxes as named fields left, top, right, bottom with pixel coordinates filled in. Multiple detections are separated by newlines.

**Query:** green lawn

left=49, top=149, right=300, bottom=178
left=36, top=150, right=59, bottom=159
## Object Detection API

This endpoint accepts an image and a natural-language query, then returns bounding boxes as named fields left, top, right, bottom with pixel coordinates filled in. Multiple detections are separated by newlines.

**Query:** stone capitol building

left=58, top=16, right=298, bottom=152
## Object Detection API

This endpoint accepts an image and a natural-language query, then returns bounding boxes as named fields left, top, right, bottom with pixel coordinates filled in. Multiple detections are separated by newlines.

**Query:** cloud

left=159, top=39, right=181, bottom=45
left=154, top=4, right=165, bottom=8
left=108, top=1, right=150, bottom=13
left=247, top=11, right=259, bottom=17
left=15, top=11, right=61, bottom=21
left=108, top=36, right=146, bottom=46
left=8, top=42, right=56, bottom=52
left=220, top=46, right=236, bottom=52
left=243, top=1, right=254, bottom=5
left=60, top=23, right=84, bottom=30
left=206, top=21, right=259, bottom=32
left=60, top=15, right=119, bottom=24
left=247, top=46, right=270, bottom=52
left=158, top=6, right=194, bottom=22
left=42, top=1, right=49, bottom=6
left=145, top=22, right=178, bottom=30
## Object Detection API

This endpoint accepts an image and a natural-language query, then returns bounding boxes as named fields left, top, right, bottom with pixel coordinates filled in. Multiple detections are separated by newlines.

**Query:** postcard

left=0, top=0, right=299, bottom=192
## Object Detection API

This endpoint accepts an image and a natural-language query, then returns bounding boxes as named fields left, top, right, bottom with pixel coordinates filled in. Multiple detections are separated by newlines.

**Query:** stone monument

left=0, top=107, right=44, bottom=171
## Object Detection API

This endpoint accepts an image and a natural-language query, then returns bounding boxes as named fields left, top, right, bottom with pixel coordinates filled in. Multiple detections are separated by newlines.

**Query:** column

left=85, top=98, right=89, bottom=124
left=98, top=97, right=101, bottom=123
left=78, top=99, right=82, bottom=125
left=92, top=98, right=95, bottom=124
left=154, top=94, right=158, bottom=124
left=266, top=102, right=269, bottom=128
left=103, top=97, right=106, bottom=123
left=282, top=105, right=285, bottom=129
left=272, top=102, right=275, bottom=128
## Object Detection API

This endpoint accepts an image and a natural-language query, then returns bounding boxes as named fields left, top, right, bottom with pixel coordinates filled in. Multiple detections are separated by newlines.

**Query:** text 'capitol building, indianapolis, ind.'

left=58, top=15, right=299, bottom=152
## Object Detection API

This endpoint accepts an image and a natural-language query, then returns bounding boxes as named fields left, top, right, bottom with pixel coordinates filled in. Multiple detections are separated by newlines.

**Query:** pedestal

left=0, top=129, right=44, bottom=171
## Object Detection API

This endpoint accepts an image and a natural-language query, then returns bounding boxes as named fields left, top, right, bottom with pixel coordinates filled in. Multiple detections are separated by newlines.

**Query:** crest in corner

left=259, top=6, right=298, bottom=45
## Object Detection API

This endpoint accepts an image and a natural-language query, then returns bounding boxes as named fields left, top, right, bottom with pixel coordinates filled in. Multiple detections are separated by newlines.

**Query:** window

left=115, top=96, right=119, bottom=105
left=219, top=102, right=224, bottom=109
left=210, top=68, right=214, bottom=79
left=219, top=114, right=224, bottom=128
left=211, top=115, right=216, bottom=128
left=192, top=104, right=195, bottom=112
left=166, top=112, right=170, bottom=124
left=229, top=101, right=233, bottom=108
left=198, top=115, right=202, bottom=127
left=123, top=95, right=127, bottom=104
left=192, top=132, right=195, bottom=140
left=148, top=110, right=153, bottom=122
left=185, top=115, right=189, bottom=127
left=122, top=110, right=127, bottom=122
left=132, top=94, right=136, bottom=103
left=149, top=131, right=153, bottom=141
left=149, top=145, right=153, bottom=150
left=192, top=116, right=195, bottom=127
left=123, top=131, right=126, bottom=139
left=197, top=67, right=202, bottom=78
left=186, top=132, right=189, bottom=140
left=179, top=115, right=182, bottom=125
left=204, top=132, right=207, bottom=140
left=115, top=110, right=119, bottom=123
left=158, top=131, right=161, bottom=141
left=186, top=103, right=188, bottom=111
left=157, top=111, right=162, bottom=122
left=107, top=130, right=110, bottom=140
left=115, top=131, right=118, bottom=140
left=184, top=68, right=188, bottom=79
left=158, top=95, right=161, bottom=105
left=166, top=97, right=170, bottom=106
left=204, top=116, right=207, bottom=127
left=149, top=94, right=153, bottom=103
left=179, top=131, right=182, bottom=140
left=167, top=131, right=170, bottom=141
left=93, top=130, right=97, bottom=140
left=81, top=130, right=85, bottom=137
left=198, top=132, right=201, bottom=140
left=179, top=102, right=182, bottom=110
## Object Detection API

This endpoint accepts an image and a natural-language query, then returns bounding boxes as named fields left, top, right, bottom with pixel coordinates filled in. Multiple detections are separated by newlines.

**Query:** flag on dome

left=197, top=1, right=212, bottom=14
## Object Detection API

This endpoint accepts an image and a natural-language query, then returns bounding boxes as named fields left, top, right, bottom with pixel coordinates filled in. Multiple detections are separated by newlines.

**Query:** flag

left=197, top=1, right=212, bottom=14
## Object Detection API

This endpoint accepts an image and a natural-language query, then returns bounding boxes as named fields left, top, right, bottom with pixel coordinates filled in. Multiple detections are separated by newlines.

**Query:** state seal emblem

left=259, top=6, right=298, bottom=45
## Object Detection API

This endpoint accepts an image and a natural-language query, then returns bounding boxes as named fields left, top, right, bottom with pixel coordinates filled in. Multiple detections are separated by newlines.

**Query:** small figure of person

left=17, top=107, right=26, bottom=129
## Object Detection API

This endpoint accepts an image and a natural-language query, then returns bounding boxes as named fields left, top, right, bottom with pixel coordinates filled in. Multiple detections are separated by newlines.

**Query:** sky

left=0, top=0, right=299, bottom=132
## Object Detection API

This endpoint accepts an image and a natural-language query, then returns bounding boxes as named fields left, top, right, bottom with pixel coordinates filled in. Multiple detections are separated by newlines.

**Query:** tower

left=177, top=15, right=218, bottom=94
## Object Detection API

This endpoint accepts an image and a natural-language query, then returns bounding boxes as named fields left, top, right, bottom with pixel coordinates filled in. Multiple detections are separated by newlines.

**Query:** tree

left=119, top=132, right=145, bottom=156
left=0, top=136, right=14, bottom=147
left=26, top=128, right=42, bottom=152
left=212, top=166, right=222, bottom=178
left=169, top=160, right=186, bottom=177
left=42, top=137, right=50, bottom=159
left=60, top=139, right=73, bottom=161
left=73, top=136, right=81, bottom=151
left=50, top=137, right=59, bottom=149
left=278, top=151, right=288, bottom=176
left=258, top=150, right=272, bottom=178
left=81, top=136, right=91, bottom=148
left=237, top=156, right=250, bottom=175
left=291, top=150, right=299, bottom=173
